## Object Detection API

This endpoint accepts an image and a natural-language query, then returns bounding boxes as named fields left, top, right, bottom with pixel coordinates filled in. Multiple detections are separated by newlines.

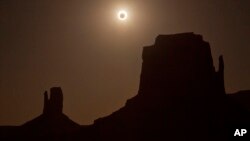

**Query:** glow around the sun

left=117, top=10, right=128, bottom=21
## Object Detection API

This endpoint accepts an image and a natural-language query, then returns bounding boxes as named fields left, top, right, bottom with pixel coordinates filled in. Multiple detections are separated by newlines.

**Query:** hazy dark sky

left=0, top=0, right=250, bottom=125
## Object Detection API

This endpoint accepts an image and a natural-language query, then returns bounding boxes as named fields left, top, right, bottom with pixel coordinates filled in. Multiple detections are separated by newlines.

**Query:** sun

left=117, top=10, right=128, bottom=21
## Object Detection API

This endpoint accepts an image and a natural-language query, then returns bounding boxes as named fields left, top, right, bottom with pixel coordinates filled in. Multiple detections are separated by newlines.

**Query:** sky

left=0, top=0, right=250, bottom=125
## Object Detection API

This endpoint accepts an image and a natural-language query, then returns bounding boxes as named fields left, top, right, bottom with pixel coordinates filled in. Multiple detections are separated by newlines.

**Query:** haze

left=0, top=0, right=250, bottom=125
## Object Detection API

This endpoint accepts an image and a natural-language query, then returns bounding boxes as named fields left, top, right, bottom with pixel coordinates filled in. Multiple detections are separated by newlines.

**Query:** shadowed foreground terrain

left=1, top=33, right=250, bottom=141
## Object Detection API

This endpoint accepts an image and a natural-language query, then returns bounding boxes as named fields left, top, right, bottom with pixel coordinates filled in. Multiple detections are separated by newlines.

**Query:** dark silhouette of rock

left=92, top=33, right=229, bottom=141
left=43, top=87, right=63, bottom=115
left=19, top=87, right=80, bottom=140
left=91, top=33, right=250, bottom=141
left=1, top=33, right=250, bottom=141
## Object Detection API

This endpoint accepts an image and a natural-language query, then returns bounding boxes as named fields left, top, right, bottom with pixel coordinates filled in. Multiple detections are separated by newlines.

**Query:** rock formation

left=91, top=33, right=250, bottom=141
left=43, top=87, right=63, bottom=115
left=92, top=33, right=228, bottom=141
left=20, top=87, right=80, bottom=140
left=1, top=33, right=250, bottom=141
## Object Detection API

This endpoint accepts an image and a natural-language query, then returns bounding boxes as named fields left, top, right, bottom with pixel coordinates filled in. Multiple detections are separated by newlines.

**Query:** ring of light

left=118, top=10, right=128, bottom=21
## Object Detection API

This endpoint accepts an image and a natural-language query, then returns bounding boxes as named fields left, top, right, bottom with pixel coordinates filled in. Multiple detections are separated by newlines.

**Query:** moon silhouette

left=118, top=10, right=128, bottom=21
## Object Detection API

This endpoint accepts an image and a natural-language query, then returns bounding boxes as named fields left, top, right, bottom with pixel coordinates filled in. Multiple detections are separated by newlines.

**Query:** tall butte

left=139, top=33, right=225, bottom=97
left=92, top=33, right=232, bottom=141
